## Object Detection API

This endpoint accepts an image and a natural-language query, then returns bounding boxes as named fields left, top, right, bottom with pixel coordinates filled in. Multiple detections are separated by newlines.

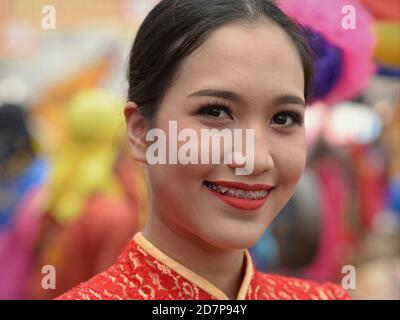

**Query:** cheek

left=147, top=163, right=210, bottom=196
left=146, top=104, right=213, bottom=202
left=146, top=162, right=213, bottom=232
left=274, top=134, right=307, bottom=188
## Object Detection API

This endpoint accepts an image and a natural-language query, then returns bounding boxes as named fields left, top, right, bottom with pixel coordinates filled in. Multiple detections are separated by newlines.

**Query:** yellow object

left=45, top=89, right=125, bottom=224
left=374, top=21, right=400, bottom=68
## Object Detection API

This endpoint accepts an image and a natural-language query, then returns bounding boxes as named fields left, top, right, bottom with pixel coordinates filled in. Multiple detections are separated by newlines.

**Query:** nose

left=227, top=129, right=274, bottom=176
left=251, top=134, right=275, bottom=175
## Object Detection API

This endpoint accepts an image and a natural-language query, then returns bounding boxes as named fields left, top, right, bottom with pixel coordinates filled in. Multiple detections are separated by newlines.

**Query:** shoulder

left=252, top=271, right=351, bottom=300
left=56, top=240, right=145, bottom=300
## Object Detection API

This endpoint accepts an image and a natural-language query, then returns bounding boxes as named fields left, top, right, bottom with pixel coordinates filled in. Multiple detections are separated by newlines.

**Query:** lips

left=204, top=180, right=274, bottom=211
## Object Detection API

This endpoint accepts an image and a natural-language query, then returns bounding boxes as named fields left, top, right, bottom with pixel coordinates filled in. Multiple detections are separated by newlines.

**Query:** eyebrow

left=188, top=89, right=243, bottom=103
left=188, top=89, right=306, bottom=107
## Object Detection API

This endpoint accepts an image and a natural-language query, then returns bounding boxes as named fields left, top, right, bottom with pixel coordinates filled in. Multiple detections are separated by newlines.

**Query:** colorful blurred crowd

left=0, top=0, right=399, bottom=300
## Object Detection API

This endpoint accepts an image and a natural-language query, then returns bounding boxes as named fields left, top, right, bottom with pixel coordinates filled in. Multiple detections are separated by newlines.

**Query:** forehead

left=169, top=20, right=305, bottom=104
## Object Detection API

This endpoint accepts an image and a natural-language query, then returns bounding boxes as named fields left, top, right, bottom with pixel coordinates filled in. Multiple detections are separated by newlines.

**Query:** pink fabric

left=303, top=159, right=349, bottom=282
left=279, top=0, right=376, bottom=104
left=0, top=185, right=44, bottom=299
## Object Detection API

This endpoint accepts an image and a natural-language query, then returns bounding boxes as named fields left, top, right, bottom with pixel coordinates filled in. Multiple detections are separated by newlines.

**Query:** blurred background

left=0, top=0, right=399, bottom=300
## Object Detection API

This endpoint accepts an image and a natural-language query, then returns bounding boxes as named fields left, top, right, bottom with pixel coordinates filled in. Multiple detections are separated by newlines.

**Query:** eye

left=197, top=102, right=233, bottom=120
left=271, top=111, right=303, bottom=127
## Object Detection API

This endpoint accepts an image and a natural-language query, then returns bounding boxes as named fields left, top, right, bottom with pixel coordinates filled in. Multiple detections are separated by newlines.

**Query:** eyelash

left=273, top=109, right=304, bottom=126
left=196, top=100, right=233, bottom=120
left=196, top=100, right=304, bottom=127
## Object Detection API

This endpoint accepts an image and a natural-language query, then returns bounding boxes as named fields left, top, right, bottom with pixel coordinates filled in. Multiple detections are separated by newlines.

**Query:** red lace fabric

left=57, top=233, right=351, bottom=300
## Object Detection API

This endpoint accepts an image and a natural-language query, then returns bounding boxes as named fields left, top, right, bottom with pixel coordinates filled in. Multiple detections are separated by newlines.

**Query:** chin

left=200, top=226, right=265, bottom=250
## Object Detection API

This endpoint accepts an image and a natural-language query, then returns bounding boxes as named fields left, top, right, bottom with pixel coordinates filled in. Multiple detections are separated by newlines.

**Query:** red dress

left=57, top=233, right=351, bottom=300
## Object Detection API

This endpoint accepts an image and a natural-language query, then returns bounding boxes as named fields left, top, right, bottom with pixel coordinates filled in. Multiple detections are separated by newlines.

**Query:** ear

left=124, top=102, right=149, bottom=164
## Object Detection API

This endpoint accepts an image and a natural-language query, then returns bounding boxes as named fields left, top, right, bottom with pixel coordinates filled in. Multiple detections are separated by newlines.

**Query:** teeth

left=235, top=190, right=245, bottom=198
left=261, top=190, right=268, bottom=197
left=205, top=182, right=270, bottom=200
left=245, top=191, right=253, bottom=198
left=217, top=186, right=229, bottom=194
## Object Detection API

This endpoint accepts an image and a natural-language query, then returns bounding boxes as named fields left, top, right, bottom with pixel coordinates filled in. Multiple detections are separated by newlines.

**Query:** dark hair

left=0, top=103, right=34, bottom=164
left=127, top=0, right=314, bottom=120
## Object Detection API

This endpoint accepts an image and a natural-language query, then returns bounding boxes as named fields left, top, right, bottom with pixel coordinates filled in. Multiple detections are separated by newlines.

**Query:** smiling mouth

left=203, top=181, right=273, bottom=200
left=203, top=180, right=274, bottom=211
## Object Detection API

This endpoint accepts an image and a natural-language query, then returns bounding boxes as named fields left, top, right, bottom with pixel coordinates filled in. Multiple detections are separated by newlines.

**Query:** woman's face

left=144, top=20, right=307, bottom=249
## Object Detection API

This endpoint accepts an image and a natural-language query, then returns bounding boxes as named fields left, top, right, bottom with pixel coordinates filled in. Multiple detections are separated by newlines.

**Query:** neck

left=142, top=212, right=247, bottom=300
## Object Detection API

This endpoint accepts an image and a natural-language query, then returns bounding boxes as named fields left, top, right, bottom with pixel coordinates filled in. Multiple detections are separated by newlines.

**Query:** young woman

left=58, top=0, right=350, bottom=300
